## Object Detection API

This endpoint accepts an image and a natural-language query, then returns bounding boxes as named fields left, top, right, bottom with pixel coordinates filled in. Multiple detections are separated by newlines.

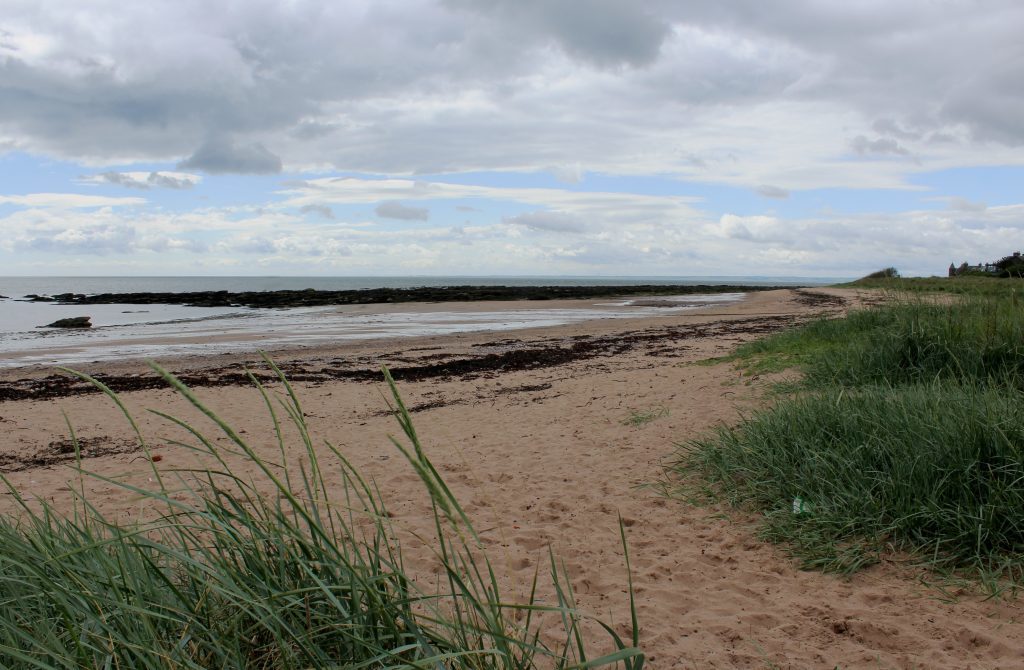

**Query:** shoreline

left=0, top=288, right=808, bottom=378
left=2, top=286, right=1021, bottom=667
left=0, top=290, right=762, bottom=372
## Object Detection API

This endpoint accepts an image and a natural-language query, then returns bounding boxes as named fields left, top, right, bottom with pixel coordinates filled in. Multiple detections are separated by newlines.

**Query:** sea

left=0, top=276, right=841, bottom=369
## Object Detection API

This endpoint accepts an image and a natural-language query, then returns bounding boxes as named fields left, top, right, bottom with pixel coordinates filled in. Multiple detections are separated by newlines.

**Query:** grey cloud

left=96, top=171, right=196, bottom=190
left=941, top=59, right=1024, bottom=145
left=661, top=1, right=1024, bottom=145
left=850, top=135, right=911, bottom=157
left=96, top=172, right=149, bottom=189
left=179, top=138, right=282, bottom=175
left=756, top=185, right=789, bottom=199
left=871, top=118, right=921, bottom=141
left=234, top=237, right=278, bottom=254
left=503, top=210, right=588, bottom=233
left=948, top=197, right=987, bottom=213
left=300, top=204, right=335, bottom=219
left=540, top=1, right=668, bottom=68
left=1, top=0, right=1024, bottom=179
left=290, top=120, right=340, bottom=140
left=927, top=132, right=959, bottom=145
left=456, top=205, right=480, bottom=212
left=375, top=201, right=430, bottom=221
left=447, top=0, right=670, bottom=68
left=681, top=153, right=708, bottom=169
left=146, top=172, right=196, bottom=189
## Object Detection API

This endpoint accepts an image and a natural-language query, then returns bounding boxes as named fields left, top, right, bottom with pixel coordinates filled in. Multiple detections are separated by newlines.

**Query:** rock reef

left=38, top=284, right=792, bottom=309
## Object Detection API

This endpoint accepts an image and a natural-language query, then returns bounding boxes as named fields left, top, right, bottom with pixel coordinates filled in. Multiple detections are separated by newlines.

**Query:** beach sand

left=1, top=287, right=1022, bottom=668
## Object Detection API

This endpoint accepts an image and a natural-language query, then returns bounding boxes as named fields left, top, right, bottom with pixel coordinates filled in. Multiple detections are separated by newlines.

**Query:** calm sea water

left=0, top=276, right=838, bottom=369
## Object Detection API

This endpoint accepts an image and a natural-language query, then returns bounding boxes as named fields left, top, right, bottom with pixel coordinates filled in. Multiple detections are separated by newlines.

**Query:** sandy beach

left=1, top=287, right=1022, bottom=668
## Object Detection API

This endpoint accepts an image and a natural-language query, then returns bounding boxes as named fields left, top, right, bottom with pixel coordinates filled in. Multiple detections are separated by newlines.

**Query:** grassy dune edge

left=674, top=283, right=1024, bottom=588
left=0, top=360, right=642, bottom=669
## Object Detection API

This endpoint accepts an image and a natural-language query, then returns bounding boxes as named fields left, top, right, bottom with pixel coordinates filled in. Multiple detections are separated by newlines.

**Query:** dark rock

left=51, top=293, right=87, bottom=302
left=43, top=316, right=92, bottom=329
left=25, top=294, right=54, bottom=302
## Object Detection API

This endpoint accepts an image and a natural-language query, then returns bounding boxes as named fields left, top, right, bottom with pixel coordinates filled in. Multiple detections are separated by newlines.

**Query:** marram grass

left=0, top=359, right=643, bottom=669
left=680, top=384, right=1024, bottom=578
left=675, top=285, right=1024, bottom=586
left=728, top=292, right=1024, bottom=387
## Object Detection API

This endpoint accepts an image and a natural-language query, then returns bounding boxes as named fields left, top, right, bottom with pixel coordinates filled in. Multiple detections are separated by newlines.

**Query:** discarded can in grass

left=792, top=496, right=810, bottom=514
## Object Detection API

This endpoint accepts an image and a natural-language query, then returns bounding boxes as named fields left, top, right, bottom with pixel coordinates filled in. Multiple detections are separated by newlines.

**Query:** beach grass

left=673, top=281, right=1024, bottom=585
left=843, top=274, right=1024, bottom=297
left=0, top=360, right=643, bottom=669
left=622, top=407, right=669, bottom=427
left=682, top=384, right=1024, bottom=578
left=730, top=292, right=1024, bottom=388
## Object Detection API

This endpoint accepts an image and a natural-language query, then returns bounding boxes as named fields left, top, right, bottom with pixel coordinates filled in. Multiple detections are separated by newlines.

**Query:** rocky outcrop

left=43, top=316, right=92, bottom=329
left=44, top=284, right=793, bottom=309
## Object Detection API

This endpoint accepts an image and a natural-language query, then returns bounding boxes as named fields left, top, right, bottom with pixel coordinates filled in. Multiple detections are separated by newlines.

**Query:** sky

left=1, top=1, right=1023, bottom=278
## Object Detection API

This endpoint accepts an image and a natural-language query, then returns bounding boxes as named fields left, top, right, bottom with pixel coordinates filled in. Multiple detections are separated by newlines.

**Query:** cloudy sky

left=1, top=0, right=1022, bottom=278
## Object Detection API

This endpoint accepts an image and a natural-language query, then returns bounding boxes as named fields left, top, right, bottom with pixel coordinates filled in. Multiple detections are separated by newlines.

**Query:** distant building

left=949, top=251, right=1020, bottom=277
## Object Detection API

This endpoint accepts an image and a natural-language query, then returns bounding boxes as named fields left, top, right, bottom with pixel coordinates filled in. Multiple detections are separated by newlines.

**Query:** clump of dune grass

left=682, top=384, right=1024, bottom=578
left=804, top=296, right=1024, bottom=389
left=728, top=293, right=1024, bottom=388
left=674, top=285, right=1024, bottom=586
left=0, top=359, right=643, bottom=669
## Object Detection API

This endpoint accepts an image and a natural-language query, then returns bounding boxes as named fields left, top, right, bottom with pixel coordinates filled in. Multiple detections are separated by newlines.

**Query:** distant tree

left=994, top=253, right=1024, bottom=278
left=862, top=267, right=900, bottom=279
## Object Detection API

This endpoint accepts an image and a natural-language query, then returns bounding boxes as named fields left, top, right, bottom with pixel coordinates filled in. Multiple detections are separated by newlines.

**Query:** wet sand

left=1, top=287, right=1022, bottom=668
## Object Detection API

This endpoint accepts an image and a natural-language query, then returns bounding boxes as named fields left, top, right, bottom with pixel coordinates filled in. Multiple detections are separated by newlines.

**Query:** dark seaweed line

left=0, top=314, right=805, bottom=403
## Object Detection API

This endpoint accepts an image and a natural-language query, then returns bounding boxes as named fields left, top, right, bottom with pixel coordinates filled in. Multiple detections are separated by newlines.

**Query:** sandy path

left=1, top=288, right=1022, bottom=668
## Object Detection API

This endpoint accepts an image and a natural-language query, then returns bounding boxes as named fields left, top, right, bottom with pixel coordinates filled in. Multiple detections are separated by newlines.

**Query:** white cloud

left=0, top=193, right=146, bottom=208
left=4, top=173, right=1023, bottom=278
left=278, top=177, right=703, bottom=226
